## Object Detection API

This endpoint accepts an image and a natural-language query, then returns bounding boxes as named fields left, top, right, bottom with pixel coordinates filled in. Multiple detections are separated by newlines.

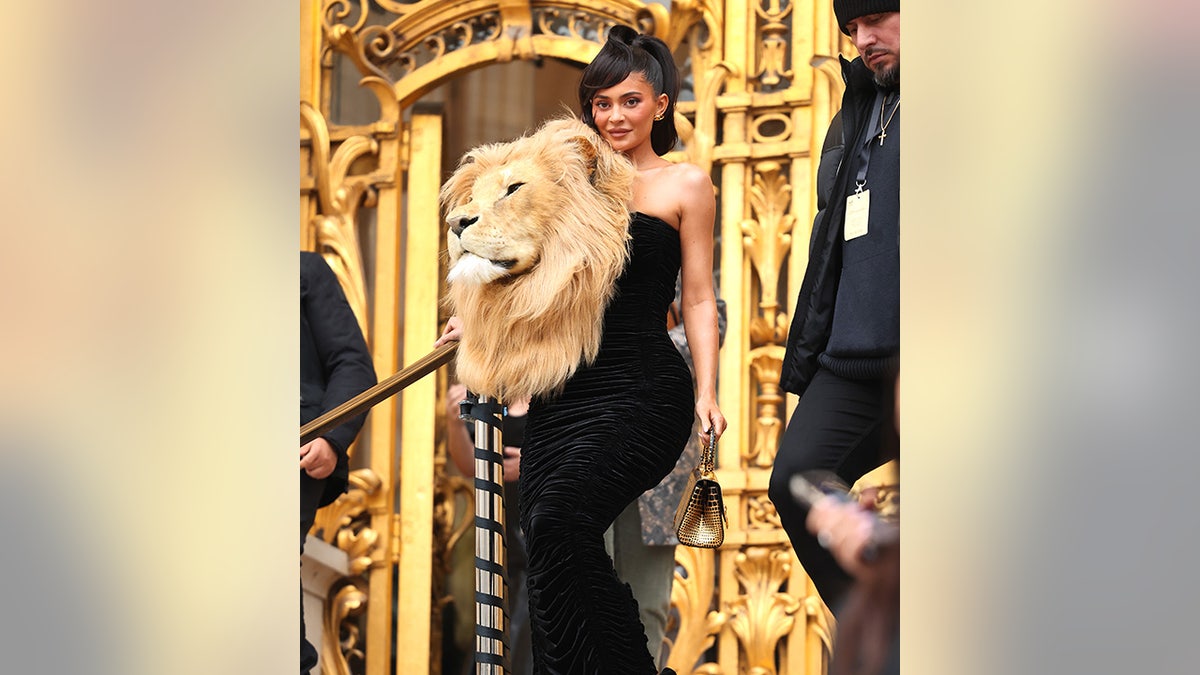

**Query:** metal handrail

left=300, top=341, right=457, bottom=446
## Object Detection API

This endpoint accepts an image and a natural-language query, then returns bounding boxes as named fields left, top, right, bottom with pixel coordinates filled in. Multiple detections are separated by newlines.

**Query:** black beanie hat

left=833, top=0, right=900, bottom=35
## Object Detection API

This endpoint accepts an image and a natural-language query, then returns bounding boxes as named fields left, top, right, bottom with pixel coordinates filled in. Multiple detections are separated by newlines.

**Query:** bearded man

left=770, top=0, right=901, bottom=613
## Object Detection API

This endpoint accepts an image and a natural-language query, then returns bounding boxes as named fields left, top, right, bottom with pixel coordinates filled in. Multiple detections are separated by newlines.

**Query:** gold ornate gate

left=300, top=1, right=854, bottom=673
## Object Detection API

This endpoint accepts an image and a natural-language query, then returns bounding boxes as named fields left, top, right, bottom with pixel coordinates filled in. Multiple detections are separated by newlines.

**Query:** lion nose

left=450, top=215, right=478, bottom=237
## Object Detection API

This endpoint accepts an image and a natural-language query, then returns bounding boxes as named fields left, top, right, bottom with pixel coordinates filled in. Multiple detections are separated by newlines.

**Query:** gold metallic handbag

left=673, top=433, right=726, bottom=548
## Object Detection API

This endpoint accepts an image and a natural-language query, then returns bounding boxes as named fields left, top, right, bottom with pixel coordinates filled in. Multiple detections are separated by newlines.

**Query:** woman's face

left=589, top=72, right=666, bottom=155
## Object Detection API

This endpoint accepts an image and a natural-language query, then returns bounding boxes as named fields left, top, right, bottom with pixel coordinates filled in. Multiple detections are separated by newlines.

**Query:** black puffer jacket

left=779, top=55, right=887, bottom=396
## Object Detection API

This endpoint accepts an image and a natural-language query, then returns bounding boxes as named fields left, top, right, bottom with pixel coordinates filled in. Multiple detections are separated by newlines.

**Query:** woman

left=438, top=25, right=725, bottom=673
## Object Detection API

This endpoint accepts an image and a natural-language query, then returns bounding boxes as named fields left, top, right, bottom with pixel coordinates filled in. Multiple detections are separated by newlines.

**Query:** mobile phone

left=788, top=471, right=852, bottom=509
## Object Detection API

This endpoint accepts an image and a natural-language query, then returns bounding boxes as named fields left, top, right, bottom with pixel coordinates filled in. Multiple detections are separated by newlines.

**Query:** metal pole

left=461, top=394, right=510, bottom=674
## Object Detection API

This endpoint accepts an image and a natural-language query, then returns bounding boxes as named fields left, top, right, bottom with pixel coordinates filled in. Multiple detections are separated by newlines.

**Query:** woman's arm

left=676, top=164, right=727, bottom=444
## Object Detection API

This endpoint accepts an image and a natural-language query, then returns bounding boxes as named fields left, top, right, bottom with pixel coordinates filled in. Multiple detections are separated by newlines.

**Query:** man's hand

left=806, top=497, right=881, bottom=579
left=300, top=437, right=338, bottom=479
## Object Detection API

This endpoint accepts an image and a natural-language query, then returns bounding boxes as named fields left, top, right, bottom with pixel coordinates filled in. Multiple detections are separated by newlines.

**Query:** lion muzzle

left=449, top=214, right=478, bottom=237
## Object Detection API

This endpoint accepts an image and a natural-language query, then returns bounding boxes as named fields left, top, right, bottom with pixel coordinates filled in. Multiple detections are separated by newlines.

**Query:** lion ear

left=440, top=156, right=478, bottom=211
left=565, top=133, right=601, bottom=185
left=568, top=132, right=633, bottom=195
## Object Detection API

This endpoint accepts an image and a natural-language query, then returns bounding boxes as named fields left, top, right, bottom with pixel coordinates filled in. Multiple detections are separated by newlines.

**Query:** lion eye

left=505, top=182, right=525, bottom=196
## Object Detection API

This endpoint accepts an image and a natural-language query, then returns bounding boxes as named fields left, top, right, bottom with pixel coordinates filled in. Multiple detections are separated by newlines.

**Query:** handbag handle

left=699, top=430, right=717, bottom=476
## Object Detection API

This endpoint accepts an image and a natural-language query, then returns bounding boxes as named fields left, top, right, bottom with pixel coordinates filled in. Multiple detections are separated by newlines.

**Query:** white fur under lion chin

left=447, top=253, right=509, bottom=285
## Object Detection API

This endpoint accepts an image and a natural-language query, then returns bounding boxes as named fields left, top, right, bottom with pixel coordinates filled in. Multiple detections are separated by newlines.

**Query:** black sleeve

left=300, top=252, right=378, bottom=455
left=813, top=110, right=845, bottom=226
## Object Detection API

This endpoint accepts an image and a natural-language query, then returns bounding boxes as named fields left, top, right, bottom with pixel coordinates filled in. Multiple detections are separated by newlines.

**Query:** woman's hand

left=434, top=315, right=463, bottom=347
left=696, top=398, right=727, bottom=447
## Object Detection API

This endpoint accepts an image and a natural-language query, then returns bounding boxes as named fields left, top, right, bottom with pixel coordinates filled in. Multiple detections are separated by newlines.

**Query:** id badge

left=844, top=189, right=869, bottom=240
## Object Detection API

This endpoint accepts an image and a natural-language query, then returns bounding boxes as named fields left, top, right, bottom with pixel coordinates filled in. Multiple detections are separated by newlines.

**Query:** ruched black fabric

left=519, top=213, right=695, bottom=674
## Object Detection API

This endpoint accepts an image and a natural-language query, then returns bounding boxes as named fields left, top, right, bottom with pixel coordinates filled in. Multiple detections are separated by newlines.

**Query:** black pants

left=300, top=473, right=325, bottom=674
left=768, top=367, right=895, bottom=610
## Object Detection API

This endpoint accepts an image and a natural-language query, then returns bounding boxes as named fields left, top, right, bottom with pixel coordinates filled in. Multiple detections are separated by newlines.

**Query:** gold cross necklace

left=878, top=94, right=900, bottom=146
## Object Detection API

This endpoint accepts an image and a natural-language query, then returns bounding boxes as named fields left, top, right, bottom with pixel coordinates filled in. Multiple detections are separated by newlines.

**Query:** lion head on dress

left=441, top=117, right=635, bottom=401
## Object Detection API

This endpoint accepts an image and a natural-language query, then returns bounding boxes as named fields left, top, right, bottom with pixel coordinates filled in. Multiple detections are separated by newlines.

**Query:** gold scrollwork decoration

left=301, top=101, right=378, bottom=337
left=325, top=2, right=512, bottom=86
left=323, top=0, right=372, bottom=36
left=496, top=0, right=534, bottom=61
left=535, top=7, right=613, bottom=42
left=373, top=0, right=425, bottom=16
left=640, top=0, right=720, bottom=52
left=312, top=469, right=384, bottom=576
left=323, top=579, right=369, bottom=675
left=727, top=546, right=802, bottom=673
left=746, top=494, right=783, bottom=531
left=802, top=586, right=836, bottom=662
left=361, top=25, right=401, bottom=71
left=746, top=346, right=785, bottom=468
left=385, top=12, right=503, bottom=82
left=666, top=545, right=727, bottom=674
left=742, top=160, right=795, bottom=347
left=754, top=0, right=794, bottom=89
left=675, top=61, right=736, bottom=175
left=324, top=16, right=392, bottom=83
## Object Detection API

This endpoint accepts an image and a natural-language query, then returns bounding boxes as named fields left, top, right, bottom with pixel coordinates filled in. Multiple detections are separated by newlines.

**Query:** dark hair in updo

left=578, top=25, right=679, bottom=156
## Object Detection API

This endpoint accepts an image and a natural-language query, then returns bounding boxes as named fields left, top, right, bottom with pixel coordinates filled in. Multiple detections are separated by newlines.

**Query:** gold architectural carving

left=753, top=0, right=793, bottom=89
left=743, top=160, right=794, bottom=347
left=727, top=546, right=802, bottom=673
left=746, top=494, right=782, bottom=530
left=677, top=60, right=737, bottom=175
left=750, top=112, right=793, bottom=144
left=300, top=100, right=377, bottom=338
left=319, top=1, right=662, bottom=108
left=666, top=545, right=727, bottom=674
left=315, top=472, right=383, bottom=674
left=802, top=585, right=836, bottom=667
left=670, top=0, right=728, bottom=176
left=313, top=469, right=384, bottom=576
left=324, top=580, right=369, bottom=675
left=643, top=0, right=720, bottom=52
left=746, top=346, right=785, bottom=467
left=741, top=159, right=793, bottom=468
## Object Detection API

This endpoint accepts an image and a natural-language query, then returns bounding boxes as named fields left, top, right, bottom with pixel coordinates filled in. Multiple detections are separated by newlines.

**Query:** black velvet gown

left=518, top=212, right=696, bottom=674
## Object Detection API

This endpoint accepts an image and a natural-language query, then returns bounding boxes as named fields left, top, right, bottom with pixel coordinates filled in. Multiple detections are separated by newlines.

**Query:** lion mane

left=441, top=117, right=635, bottom=401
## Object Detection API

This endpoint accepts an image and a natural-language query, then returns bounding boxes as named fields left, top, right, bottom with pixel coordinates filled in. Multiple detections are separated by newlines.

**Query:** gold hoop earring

left=654, top=112, right=665, bottom=121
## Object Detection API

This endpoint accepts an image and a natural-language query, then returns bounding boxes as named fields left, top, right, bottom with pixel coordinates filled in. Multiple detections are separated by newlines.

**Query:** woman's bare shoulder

left=663, top=161, right=712, bottom=186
